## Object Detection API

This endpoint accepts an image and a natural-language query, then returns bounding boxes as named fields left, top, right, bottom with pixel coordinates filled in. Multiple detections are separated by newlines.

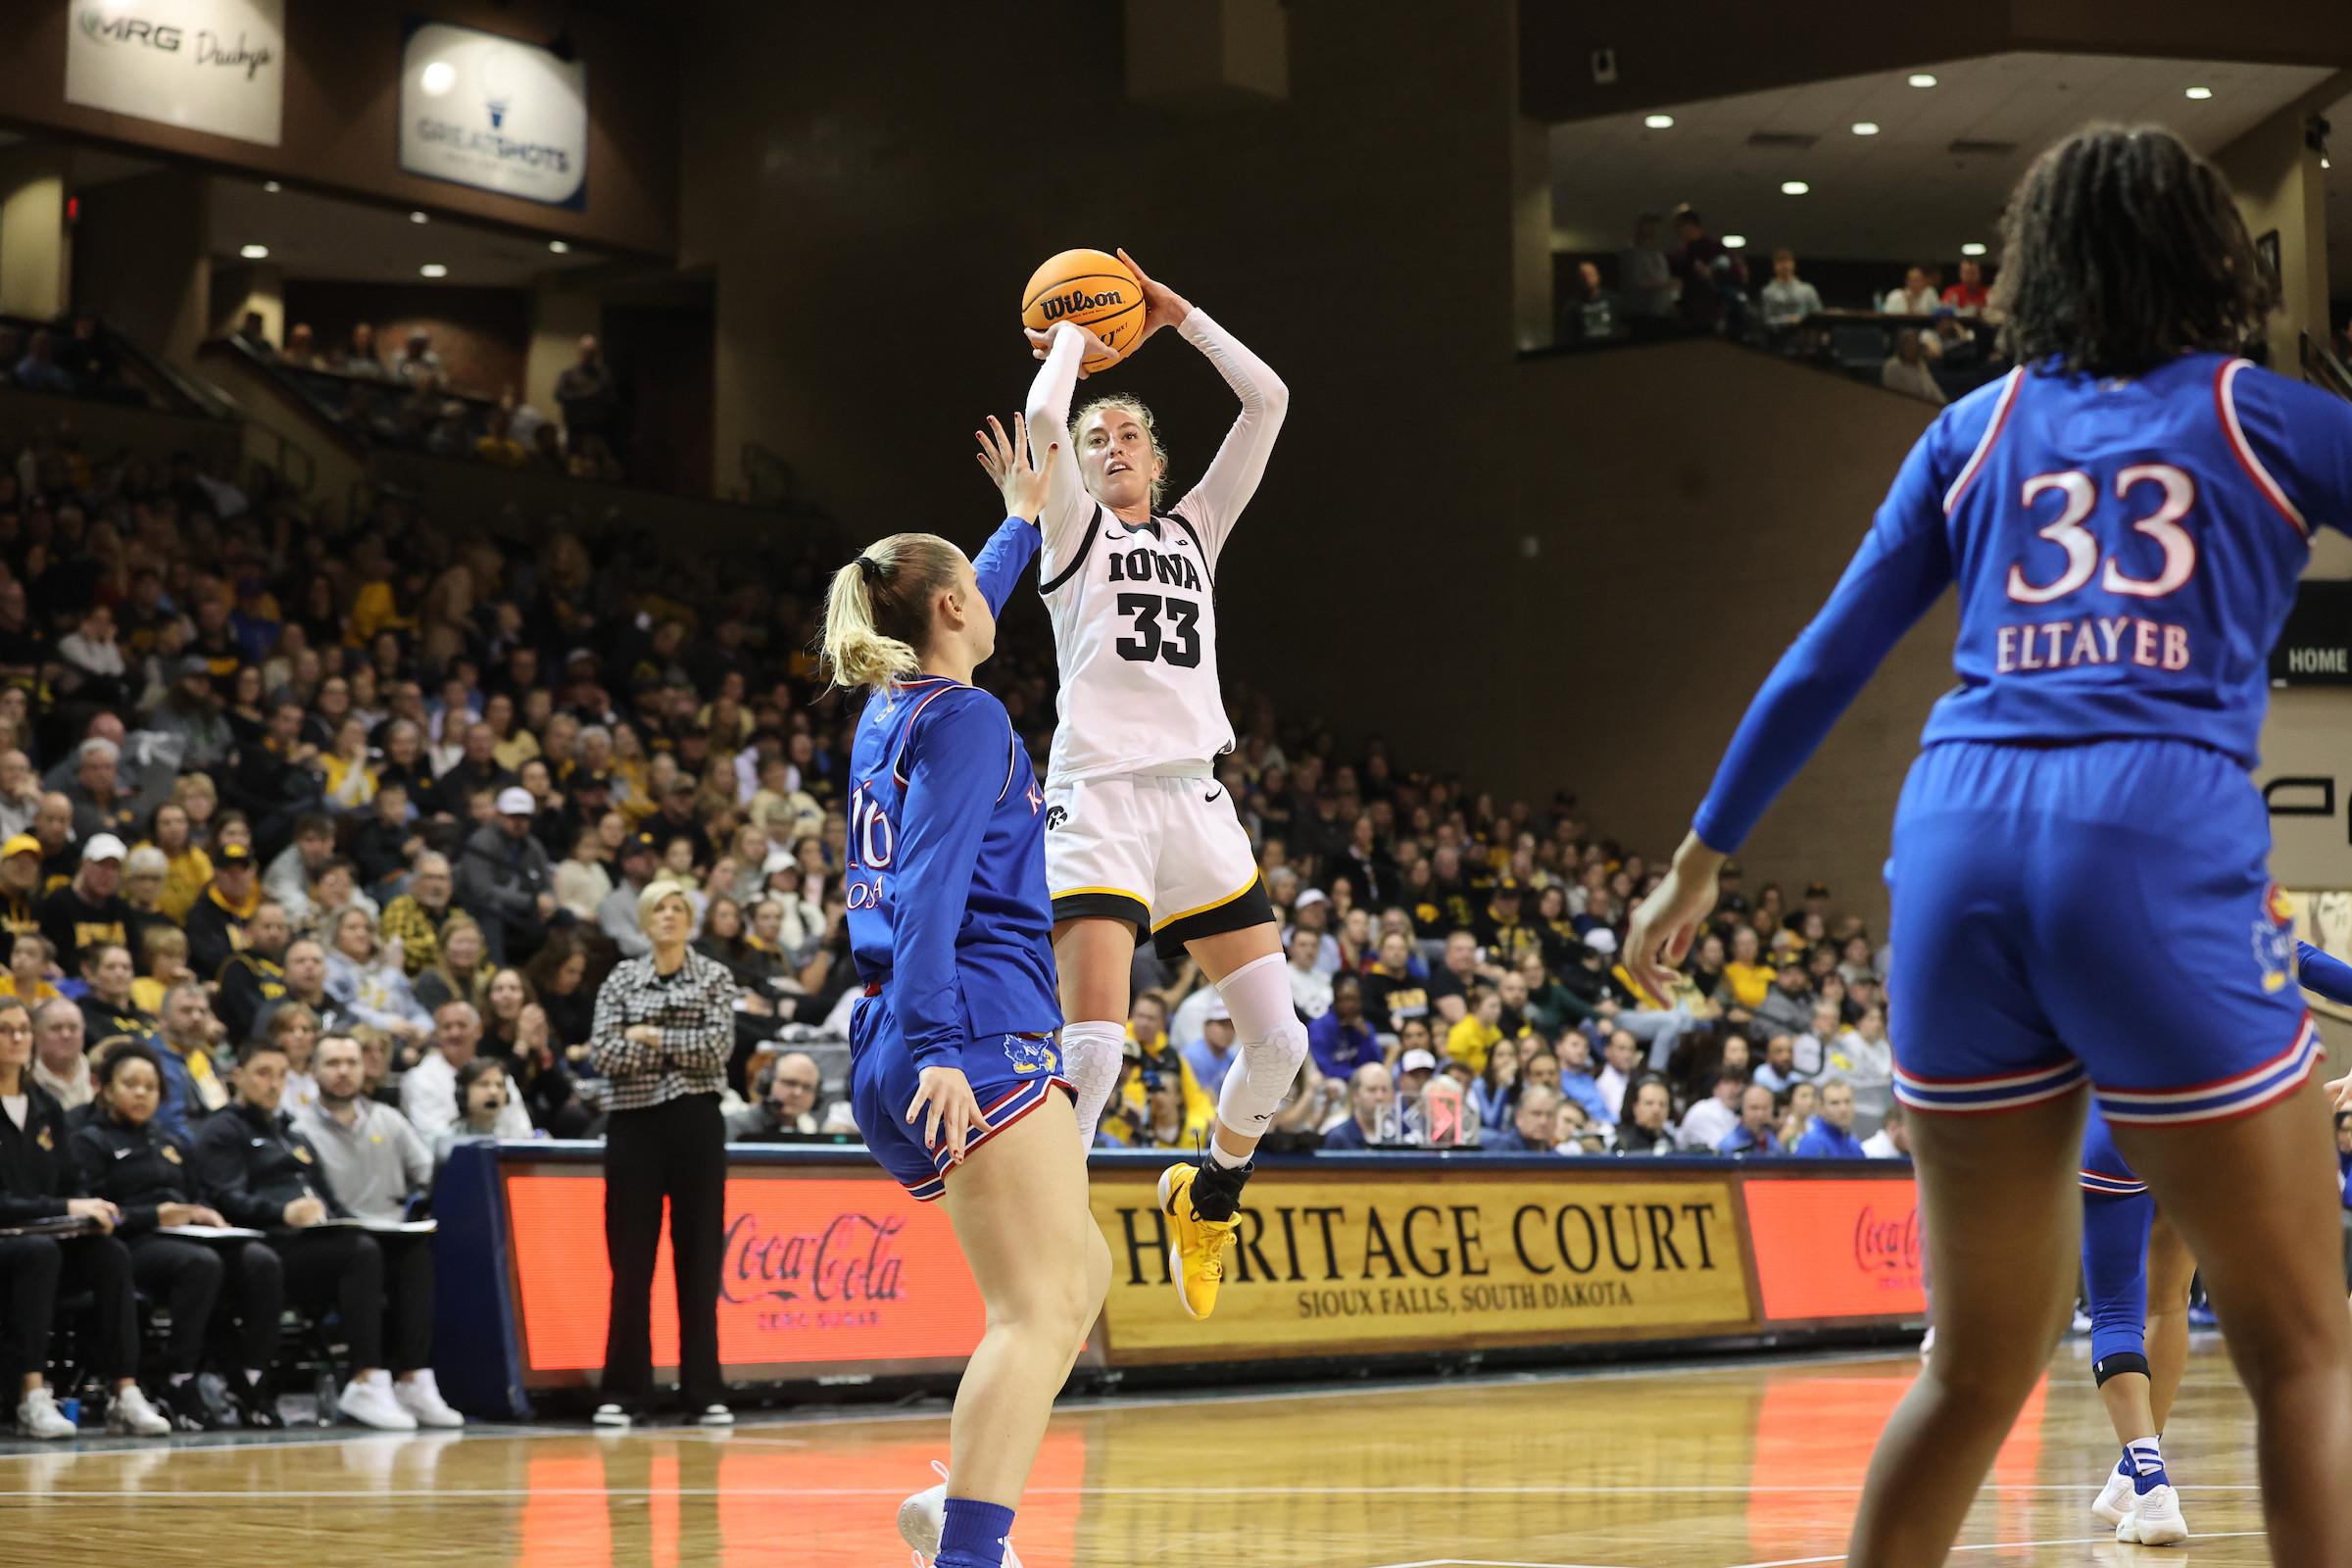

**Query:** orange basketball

left=1020, top=249, right=1146, bottom=373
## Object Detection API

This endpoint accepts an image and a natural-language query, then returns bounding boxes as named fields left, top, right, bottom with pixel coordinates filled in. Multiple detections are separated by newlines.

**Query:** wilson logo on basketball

left=1852, top=1203, right=1920, bottom=1275
left=1039, top=286, right=1126, bottom=321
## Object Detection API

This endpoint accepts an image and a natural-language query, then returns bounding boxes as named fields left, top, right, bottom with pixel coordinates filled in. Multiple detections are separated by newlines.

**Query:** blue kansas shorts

left=850, top=991, right=1073, bottom=1200
left=1886, top=738, right=2319, bottom=1126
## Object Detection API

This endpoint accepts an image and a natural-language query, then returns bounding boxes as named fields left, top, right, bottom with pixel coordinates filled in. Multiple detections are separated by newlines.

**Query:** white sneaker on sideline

left=340, top=1371, right=417, bottom=1431
left=2117, top=1483, right=2189, bottom=1545
left=697, top=1403, right=734, bottom=1426
left=16, top=1388, right=75, bottom=1440
left=1917, top=1325, right=1935, bottom=1362
left=2091, top=1464, right=2134, bottom=1527
left=898, top=1464, right=1025, bottom=1568
left=393, top=1370, right=464, bottom=1429
left=106, top=1385, right=172, bottom=1437
left=592, top=1403, right=631, bottom=1429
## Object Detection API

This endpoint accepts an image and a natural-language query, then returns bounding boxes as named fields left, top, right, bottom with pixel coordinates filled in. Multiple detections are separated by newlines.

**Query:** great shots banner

left=399, top=19, right=588, bottom=209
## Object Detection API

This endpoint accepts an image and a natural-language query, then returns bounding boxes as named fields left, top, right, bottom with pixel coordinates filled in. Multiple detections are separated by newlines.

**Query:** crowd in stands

left=0, top=314, right=146, bottom=408
left=1557, top=207, right=2012, bottom=407
left=230, top=314, right=631, bottom=485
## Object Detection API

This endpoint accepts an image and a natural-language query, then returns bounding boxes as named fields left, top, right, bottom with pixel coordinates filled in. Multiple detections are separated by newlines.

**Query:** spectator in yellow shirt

left=1723, top=923, right=1776, bottom=1010
left=1446, top=986, right=1503, bottom=1076
left=1116, top=992, right=1214, bottom=1135
left=0, top=932, right=60, bottom=1004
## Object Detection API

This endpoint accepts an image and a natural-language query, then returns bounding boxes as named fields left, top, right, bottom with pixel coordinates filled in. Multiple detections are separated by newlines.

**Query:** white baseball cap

left=1398, top=1048, right=1438, bottom=1073
left=1583, top=928, right=1619, bottom=956
left=1294, top=888, right=1330, bottom=910
left=81, top=834, right=126, bottom=863
left=496, top=786, right=537, bottom=816
left=1204, top=996, right=1230, bottom=1022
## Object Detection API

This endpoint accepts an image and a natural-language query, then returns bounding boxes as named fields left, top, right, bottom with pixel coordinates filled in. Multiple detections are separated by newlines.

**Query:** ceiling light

left=1851, top=122, right=1880, bottom=135
left=1644, top=114, right=1675, bottom=129
left=419, top=264, right=448, bottom=278
left=2184, top=86, right=2213, bottom=100
left=548, top=239, right=570, bottom=254
left=1961, top=242, right=1987, bottom=257
left=1908, top=74, right=1937, bottom=88
left=409, top=211, right=429, bottom=223
left=1781, top=180, right=1809, bottom=195
left=262, top=180, right=280, bottom=193
left=238, top=244, right=269, bottom=260
left=1721, top=234, right=1746, bottom=249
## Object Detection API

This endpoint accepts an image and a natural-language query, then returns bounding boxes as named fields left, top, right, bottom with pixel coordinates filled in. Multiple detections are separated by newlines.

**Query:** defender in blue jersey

left=827, top=416, right=1109, bottom=1568
left=1625, top=126, right=2352, bottom=1564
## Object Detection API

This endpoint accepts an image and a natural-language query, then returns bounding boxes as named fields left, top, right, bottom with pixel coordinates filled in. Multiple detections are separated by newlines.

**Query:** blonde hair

left=820, top=533, right=963, bottom=691
left=1074, top=395, right=1169, bottom=509
left=638, top=876, right=694, bottom=929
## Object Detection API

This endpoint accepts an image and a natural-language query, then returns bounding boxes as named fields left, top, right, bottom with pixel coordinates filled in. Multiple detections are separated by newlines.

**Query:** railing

left=1523, top=303, right=2011, bottom=404
left=2302, top=331, right=2352, bottom=405
left=0, top=311, right=228, bottom=419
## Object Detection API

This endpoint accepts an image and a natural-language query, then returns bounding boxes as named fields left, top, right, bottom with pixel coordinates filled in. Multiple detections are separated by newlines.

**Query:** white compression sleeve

left=1061, top=1019, right=1126, bottom=1151
left=1212, top=952, right=1309, bottom=1144
left=1023, top=322, right=1093, bottom=571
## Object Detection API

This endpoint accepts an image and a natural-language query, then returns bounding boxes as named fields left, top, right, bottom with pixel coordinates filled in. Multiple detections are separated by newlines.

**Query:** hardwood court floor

left=0, top=1341, right=2278, bottom=1566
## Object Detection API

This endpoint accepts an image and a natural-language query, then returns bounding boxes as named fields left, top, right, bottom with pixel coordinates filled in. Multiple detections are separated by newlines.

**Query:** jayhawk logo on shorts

left=1004, top=1036, right=1058, bottom=1076
left=2254, top=882, right=2297, bottom=993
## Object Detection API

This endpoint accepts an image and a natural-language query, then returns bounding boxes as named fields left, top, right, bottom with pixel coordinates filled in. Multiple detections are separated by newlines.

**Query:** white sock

left=1206, top=1137, right=1249, bottom=1169
left=1061, top=1021, right=1127, bottom=1148
left=1212, top=953, right=1310, bottom=1145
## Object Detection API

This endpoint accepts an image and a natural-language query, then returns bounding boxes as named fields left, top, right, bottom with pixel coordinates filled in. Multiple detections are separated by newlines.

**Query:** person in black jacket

left=71, top=1042, right=280, bottom=1430
left=189, top=1037, right=420, bottom=1431
left=0, top=996, right=172, bottom=1437
left=185, top=842, right=262, bottom=983
left=216, top=900, right=292, bottom=1044
left=227, top=701, right=326, bottom=854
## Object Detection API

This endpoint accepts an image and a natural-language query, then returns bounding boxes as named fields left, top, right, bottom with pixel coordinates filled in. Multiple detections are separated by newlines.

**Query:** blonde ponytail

left=819, top=533, right=964, bottom=692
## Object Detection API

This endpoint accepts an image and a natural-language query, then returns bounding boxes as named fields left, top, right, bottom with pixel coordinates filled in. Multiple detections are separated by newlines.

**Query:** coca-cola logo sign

left=1852, top=1202, right=1920, bottom=1275
left=721, top=1210, right=907, bottom=1305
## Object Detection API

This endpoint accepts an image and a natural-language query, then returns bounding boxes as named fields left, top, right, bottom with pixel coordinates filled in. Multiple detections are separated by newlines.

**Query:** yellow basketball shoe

left=1157, top=1158, right=1248, bottom=1318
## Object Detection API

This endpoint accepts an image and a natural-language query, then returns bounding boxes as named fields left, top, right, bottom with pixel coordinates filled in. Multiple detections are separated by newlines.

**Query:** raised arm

left=1023, top=324, right=1096, bottom=575
left=971, top=412, right=1051, bottom=613
left=1167, top=308, right=1289, bottom=568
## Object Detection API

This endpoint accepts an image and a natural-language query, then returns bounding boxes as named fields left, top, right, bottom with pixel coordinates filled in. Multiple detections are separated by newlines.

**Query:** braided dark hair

left=1992, top=122, right=2275, bottom=376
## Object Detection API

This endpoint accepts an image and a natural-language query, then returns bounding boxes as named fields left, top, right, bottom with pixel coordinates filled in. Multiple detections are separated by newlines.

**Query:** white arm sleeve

left=1167, top=309, right=1289, bottom=570
left=1024, top=323, right=1094, bottom=579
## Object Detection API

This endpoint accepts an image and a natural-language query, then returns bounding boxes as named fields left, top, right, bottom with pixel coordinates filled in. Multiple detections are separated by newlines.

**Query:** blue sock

left=2115, top=1451, right=2132, bottom=1479
left=2125, top=1437, right=2169, bottom=1494
left=936, top=1497, right=1016, bottom=1568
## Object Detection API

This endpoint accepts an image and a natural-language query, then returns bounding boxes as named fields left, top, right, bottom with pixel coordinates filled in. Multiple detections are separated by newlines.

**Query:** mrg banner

left=66, top=0, right=283, bottom=146
left=1088, top=1166, right=1759, bottom=1362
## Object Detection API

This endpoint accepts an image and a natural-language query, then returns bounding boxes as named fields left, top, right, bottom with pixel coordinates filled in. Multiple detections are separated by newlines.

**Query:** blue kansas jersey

left=844, top=520, right=1061, bottom=1071
left=1697, top=354, right=2352, bottom=852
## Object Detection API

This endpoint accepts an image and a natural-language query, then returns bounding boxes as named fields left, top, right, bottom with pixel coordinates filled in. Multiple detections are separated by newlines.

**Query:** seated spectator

left=597, top=832, right=662, bottom=958
left=260, top=998, right=324, bottom=1116
left=1358, top=930, right=1432, bottom=1035
left=142, top=800, right=214, bottom=923
left=1919, top=307, right=1977, bottom=367
left=1306, top=971, right=1380, bottom=1079
left=1446, top=985, right=1503, bottom=1074
left=1758, top=248, right=1824, bottom=329
left=74, top=1042, right=270, bottom=1430
left=1792, top=1078, right=1868, bottom=1157
left=432, top=1055, right=515, bottom=1166
left=351, top=781, right=420, bottom=897
left=192, top=1035, right=449, bottom=1429
left=1753, top=1032, right=1800, bottom=1095
left=1286, top=923, right=1332, bottom=1019
left=1940, top=257, right=1991, bottom=318
left=27, top=995, right=90, bottom=1110
left=1317, top=1060, right=1395, bottom=1151
left=394, top=328, right=444, bottom=386
left=0, top=933, right=58, bottom=1004
left=1881, top=329, right=1946, bottom=406
left=413, top=910, right=493, bottom=1019
left=486, top=984, right=584, bottom=1137
left=1678, top=1063, right=1749, bottom=1152
left=475, top=407, right=529, bottom=466
left=1614, top=1076, right=1678, bottom=1155
left=454, top=787, right=562, bottom=965
left=1540, top=1033, right=1604, bottom=1127
left=39, top=834, right=132, bottom=977
left=1862, top=1101, right=1912, bottom=1158
left=281, top=321, right=321, bottom=369
left=0, top=997, right=170, bottom=1438
left=263, top=811, right=338, bottom=929
left=1882, top=265, right=1938, bottom=315
left=1753, top=957, right=1815, bottom=1040
left=1776, top=1081, right=1819, bottom=1151
left=185, top=842, right=262, bottom=981
left=1564, top=259, right=1627, bottom=342
left=1553, top=1097, right=1608, bottom=1155
left=402, top=1000, right=532, bottom=1140
left=522, top=933, right=595, bottom=1053
left=726, top=1052, right=825, bottom=1140
left=321, top=906, right=432, bottom=1050
left=1181, top=995, right=1238, bottom=1098
left=77, top=942, right=151, bottom=1052
left=13, top=328, right=74, bottom=394
left=1594, top=1028, right=1641, bottom=1122
left=1827, top=1003, right=1895, bottom=1127
left=1481, top=1083, right=1558, bottom=1153
left=557, top=824, right=614, bottom=923
left=1717, top=1083, right=1784, bottom=1156
left=1515, top=949, right=1586, bottom=1038
left=1469, top=1035, right=1519, bottom=1133
left=227, top=701, right=327, bottom=844
left=216, top=900, right=293, bottom=1044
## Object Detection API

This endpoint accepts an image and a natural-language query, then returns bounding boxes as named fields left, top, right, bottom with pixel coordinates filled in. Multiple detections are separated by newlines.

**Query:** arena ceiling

left=1547, top=52, right=2350, bottom=285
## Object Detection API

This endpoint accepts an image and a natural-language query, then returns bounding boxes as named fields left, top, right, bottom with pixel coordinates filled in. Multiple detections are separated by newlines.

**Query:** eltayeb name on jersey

left=1993, top=614, right=2190, bottom=674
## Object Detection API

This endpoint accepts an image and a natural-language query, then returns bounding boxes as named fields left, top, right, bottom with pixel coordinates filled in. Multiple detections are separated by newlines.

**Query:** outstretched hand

left=906, top=1064, right=994, bottom=1163
left=1025, top=321, right=1114, bottom=380
left=1118, top=249, right=1193, bottom=348
left=976, top=412, right=1055, bottom=522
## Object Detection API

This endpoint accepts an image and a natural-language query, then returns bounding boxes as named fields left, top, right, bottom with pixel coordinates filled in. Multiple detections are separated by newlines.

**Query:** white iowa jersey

left=1025, top=308, right=1288, bottom=784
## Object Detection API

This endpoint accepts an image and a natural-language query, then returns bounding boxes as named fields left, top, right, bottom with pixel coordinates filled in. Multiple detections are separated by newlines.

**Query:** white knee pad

left=1060, top=1020, right=1127, bottom=1150
left=1213, top=952, right=1310, bottom=1140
